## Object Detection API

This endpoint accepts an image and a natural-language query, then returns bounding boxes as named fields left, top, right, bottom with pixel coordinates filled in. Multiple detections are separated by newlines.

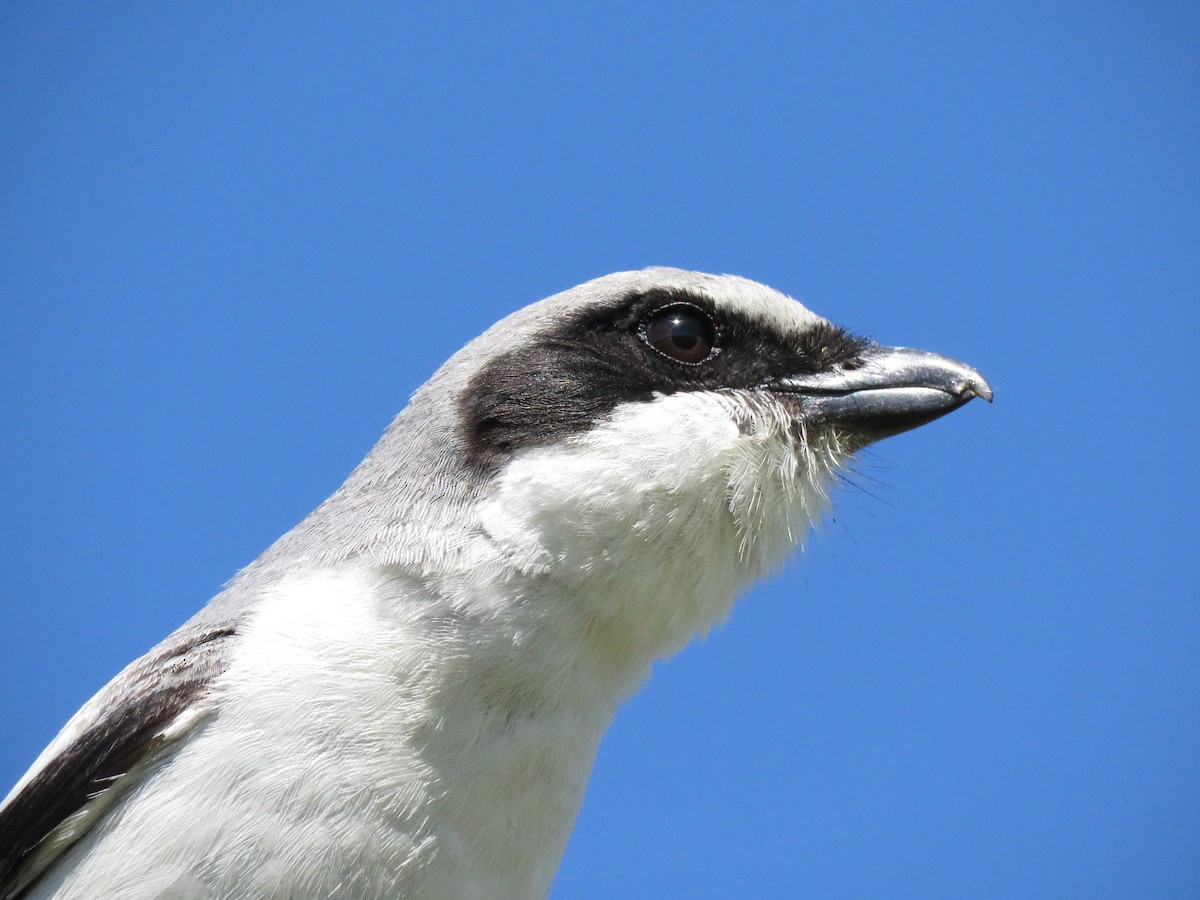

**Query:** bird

left=0, top=268, right=992, bottom=899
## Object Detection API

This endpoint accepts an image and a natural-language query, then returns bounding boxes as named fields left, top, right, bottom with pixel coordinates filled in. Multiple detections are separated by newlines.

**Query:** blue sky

left=1, top=3, right=1196, bottom=897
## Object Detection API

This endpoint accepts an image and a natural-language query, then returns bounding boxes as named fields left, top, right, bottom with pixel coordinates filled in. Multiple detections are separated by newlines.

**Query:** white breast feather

left=26, top=385, right=851, bottom=900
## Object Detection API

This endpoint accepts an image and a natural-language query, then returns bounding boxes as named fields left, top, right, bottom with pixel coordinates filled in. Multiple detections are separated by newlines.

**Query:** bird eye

left=642, top=305, right=717, bottom=364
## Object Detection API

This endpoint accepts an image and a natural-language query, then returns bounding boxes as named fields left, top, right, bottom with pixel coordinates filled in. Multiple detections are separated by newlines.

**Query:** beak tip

left=962, top=373, right=994, bottom=404
left=968, top=384, right=994, bottom=404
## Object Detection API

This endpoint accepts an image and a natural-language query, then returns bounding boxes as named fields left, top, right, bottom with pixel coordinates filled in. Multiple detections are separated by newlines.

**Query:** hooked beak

left=768, top=345, right=993, bottom=443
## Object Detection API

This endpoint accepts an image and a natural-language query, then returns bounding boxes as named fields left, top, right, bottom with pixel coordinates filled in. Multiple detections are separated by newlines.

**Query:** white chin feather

left=479, top=389, right=851, bottom=663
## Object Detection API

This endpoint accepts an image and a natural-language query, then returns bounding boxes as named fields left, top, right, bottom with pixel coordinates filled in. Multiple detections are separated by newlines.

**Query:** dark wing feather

left=0, top=624, right=236, bottom=899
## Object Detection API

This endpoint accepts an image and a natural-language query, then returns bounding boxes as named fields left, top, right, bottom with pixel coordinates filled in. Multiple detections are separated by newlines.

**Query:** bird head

left=427, top=268, right=992, bottom=662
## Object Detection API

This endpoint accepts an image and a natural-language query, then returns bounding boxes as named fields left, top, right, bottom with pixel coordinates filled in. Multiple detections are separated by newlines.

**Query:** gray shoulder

left=0, top=621, right=238, bottom=899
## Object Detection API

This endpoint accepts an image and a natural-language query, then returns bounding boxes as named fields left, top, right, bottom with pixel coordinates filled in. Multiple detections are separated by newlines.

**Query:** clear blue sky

left=2, top=3, right=1196, bottom=897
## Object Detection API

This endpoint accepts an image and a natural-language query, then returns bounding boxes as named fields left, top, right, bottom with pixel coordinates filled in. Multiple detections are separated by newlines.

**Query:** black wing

left=0, top=624, right=236, bottom=899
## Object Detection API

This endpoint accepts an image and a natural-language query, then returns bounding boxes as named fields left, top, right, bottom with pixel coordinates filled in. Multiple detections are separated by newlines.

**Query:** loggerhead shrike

left=0, top=268, right=991, bottom=899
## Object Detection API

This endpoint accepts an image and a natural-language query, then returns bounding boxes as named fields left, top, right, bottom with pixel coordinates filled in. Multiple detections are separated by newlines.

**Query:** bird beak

left=768, top=345, right=993, bottom=443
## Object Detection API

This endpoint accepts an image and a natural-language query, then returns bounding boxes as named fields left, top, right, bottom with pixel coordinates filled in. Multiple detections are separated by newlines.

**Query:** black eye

left=642, top=305, right=717, bottom=364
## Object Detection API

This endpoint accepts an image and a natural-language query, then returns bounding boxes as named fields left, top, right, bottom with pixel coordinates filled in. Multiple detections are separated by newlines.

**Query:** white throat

left=479, top=389, right=850, bottom=679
